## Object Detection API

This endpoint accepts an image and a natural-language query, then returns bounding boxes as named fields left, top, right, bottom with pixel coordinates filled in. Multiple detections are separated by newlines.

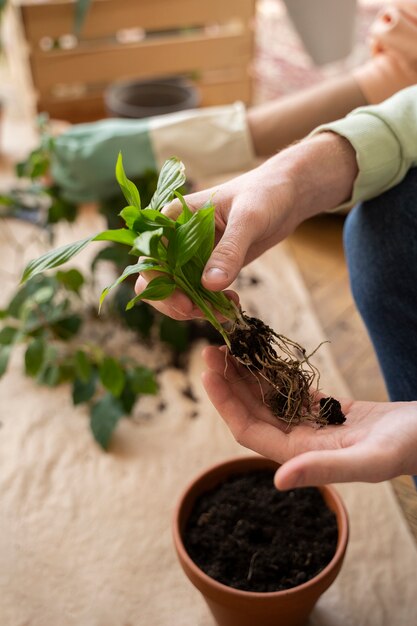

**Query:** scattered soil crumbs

left=184, top=470, right=338, bottom=593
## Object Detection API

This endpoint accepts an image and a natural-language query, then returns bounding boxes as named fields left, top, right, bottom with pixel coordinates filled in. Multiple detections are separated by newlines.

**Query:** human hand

left=201, top=345, right=417, bottom=488
left=135, top=133, right=358, bottom=320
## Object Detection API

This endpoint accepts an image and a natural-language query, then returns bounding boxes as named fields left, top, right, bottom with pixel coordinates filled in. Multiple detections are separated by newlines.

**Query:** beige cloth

left=0, top=216, right=416, bottom=626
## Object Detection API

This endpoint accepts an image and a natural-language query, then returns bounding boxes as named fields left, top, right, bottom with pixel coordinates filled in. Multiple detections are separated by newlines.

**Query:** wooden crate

left=8, top=0, right=256, bottom=123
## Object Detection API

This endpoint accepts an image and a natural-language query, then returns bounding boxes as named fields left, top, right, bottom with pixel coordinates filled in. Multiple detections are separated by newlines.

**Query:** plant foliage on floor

left=0, top=270, right=158, bottom=449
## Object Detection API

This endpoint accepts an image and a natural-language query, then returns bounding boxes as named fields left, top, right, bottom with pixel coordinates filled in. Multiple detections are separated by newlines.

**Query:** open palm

left=202, top=346, right=417, bottom=488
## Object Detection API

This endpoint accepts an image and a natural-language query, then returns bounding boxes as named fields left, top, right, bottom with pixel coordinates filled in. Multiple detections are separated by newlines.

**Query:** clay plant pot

left=104, top=76, right=200, bottom=119
left=173, top=455, right=349, bottom=626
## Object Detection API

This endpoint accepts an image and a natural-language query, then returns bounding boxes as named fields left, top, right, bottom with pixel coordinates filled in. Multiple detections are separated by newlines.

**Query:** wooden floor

left=287, top=213, right=417, bottom=543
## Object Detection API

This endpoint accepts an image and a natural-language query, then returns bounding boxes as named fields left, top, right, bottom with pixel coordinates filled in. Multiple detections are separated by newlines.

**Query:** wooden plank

left=38, top=93, right=107, bottom=123
left=31, top=32, right=252, bottom=95
left=19, top=0, right=255, bottom=44
left=37, top=75, right=252, bottom=123
left=199, top=79, right=252, bottom=107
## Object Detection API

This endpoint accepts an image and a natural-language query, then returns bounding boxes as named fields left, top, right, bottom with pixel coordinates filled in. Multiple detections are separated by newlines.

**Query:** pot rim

left=172, top=454, right=349, bottom=599
left=104, top=76, right=200, bottom=119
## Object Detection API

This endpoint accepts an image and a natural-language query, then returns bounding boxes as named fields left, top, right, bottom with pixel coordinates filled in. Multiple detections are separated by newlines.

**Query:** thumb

left=274, top=444, right=384, bottom=489
left=202, top=208, right=254, bottom=291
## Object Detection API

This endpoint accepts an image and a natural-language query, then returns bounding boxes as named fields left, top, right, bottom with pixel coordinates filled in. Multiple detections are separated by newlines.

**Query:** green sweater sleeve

left=310, top=85, right=417, bottom=209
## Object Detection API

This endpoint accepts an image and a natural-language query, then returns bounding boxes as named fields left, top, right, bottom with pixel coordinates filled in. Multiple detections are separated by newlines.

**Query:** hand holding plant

left=22, top=153, right=346, bottom=428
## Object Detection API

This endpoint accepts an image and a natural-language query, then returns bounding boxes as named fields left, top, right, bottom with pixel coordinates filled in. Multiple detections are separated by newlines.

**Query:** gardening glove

left=51, top=102, right=255, bottom=203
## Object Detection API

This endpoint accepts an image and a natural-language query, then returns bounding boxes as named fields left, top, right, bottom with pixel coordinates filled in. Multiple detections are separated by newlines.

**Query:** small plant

left=0, top=270, right=157, bottom=449
left=21, top=155, right=345, bottom=428
left=0, top=115, right=78, bottom=227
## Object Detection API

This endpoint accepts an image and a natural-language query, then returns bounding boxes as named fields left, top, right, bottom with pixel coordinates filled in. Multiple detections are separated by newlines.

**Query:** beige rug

left=0, top=214, right=416, bottom=626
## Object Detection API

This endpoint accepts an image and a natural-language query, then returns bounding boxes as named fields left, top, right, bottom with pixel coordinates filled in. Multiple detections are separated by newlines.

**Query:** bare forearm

left=248, top=74, right=367, bottom=157
left=258, top=131, right=359, bottom=224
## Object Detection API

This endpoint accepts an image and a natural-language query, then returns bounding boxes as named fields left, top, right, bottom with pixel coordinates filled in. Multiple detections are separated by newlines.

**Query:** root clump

left=228, top=312, right=345, bottom=428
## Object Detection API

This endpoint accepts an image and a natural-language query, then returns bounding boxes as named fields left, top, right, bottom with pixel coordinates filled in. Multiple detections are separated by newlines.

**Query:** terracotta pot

left=173, top=455, right=349, bottom=626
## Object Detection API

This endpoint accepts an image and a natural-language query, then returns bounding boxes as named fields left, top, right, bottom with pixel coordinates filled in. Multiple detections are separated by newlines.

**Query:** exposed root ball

left=228, top=313, right=345, bottom=427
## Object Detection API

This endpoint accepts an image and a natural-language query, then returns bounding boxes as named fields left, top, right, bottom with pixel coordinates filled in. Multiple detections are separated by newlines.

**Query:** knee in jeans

left=343, top=202, right=388, bottom=313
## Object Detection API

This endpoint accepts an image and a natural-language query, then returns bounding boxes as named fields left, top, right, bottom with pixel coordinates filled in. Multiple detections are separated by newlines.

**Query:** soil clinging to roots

left=228, top=312, right=345, bottom=427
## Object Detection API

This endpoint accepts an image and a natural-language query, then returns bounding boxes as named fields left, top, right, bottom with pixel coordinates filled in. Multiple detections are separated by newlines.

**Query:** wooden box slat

left=19, top=0, right=255, bottom=44
left=38, top=76, right=252, bottom=123
left=11, top=0, right=255, bottom=122
left=32, top=32, right=252, bottom=95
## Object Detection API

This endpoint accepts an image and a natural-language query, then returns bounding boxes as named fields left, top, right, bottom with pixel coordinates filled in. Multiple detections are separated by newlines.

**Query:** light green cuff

left=310, top=113, right=403, bottom=211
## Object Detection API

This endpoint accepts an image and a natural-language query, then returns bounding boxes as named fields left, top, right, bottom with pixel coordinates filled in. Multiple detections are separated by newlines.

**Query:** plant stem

left=174, top=273, right=231, bottom=347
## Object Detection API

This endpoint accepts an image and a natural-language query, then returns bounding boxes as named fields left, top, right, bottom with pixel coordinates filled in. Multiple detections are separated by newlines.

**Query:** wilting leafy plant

left=21, top=156, right=346, bottom=427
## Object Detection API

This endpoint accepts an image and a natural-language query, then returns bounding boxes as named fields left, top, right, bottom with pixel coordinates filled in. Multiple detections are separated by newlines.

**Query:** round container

left=104, top=76, right=200, bottom=119
left=173, top=455, right=349, bottom=626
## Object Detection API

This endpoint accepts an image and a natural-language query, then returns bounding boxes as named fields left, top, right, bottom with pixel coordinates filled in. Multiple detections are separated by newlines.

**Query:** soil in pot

left=184, top=469, right=338, bottom=593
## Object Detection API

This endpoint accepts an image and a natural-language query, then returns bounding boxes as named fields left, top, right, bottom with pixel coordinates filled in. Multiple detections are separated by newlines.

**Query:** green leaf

left=25, top=338, right=46, bottom=377
left=74, top=350, right=92, bottom=382
left=39, top=364, right=60, bottom=387
left=99, top=259, right=168, bottom=310
left=126, top=276, right=176, bottom=310
left=170, top=205, right=215, bottom=269
left=56, top=268, right=84, bottom=293
left=7, top=276, right=54, bottom=318
left=129, top=366, right=158, bottom=395
left=99, top=357, right=125, bottom=397
left=0, top=345, right=11, bottom=378
left=94, top=228, right=136, bottom=246
left=115, top=153, right=141, bottom=209
left=51, top=314, right=82, bottom=340
left=149, top=157, right=186, bottom=211
left=0, top=327, right=19, bottom=346
left=72, top=374, right=96, bottom=405
left=21, top=236, right=94, bottom=283
left=74, top=0, right=92, bottom=36
left=133, top=209, right=175, bottom=233
left=119, top=381, right=137, bottom=414
left=114, top=284, right=154, bottom=337
left=159, top=317, right=189, bottom=352
left=91, top=245, right=130, bottom=272
left=90, top=394, right=124, bottom=450
left=174, top=191, right=193, bottom=224
left=132, top=228, right=164, bottom=257
left=32, top=285, right=55, bottom=304
left=22, top=229, right=136, bottom=283
left=119, top=205, right=141, bottom=229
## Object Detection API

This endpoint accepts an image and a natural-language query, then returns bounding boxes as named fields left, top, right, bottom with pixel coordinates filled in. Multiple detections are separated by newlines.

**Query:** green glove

left=51, top=104, right=255, bottom=204
left=51, top=118, right=157, bottom=203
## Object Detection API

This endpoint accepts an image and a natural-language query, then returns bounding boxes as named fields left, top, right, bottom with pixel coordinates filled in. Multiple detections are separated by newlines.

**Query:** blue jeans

left=343, top=168, right=417, bottom=487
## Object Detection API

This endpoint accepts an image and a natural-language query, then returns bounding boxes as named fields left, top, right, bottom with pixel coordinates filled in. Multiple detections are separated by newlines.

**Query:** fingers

left=202, top=203, right=255, bottom=291
left=274, top=443, right=386, bottom=489
left=134, top=274, right=197, bottom=320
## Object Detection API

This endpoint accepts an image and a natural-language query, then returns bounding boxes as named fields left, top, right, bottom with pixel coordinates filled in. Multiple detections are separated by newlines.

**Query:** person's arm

left=311, top=84, right=417, bottom=209
left=248, top=1, right=417, bottom=156
left=247, top=75, right=367, bottom=156
left=134, top=131, right=358, bottom=319
left=136, top=84, right=417, bottom=317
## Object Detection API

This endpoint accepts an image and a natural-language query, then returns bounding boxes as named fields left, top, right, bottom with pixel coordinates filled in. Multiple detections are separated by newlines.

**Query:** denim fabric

left=343, top=168, right=417, bottom=488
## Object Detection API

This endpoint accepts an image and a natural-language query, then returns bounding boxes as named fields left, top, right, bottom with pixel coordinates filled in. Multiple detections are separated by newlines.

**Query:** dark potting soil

left=319, top=397, right=346, bottom=425
left=184, top=469, right=338, bottom=593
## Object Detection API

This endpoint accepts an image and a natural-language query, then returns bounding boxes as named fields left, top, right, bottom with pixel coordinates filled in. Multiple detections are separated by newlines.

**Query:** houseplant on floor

left=173, top=455, right=349, bottom=626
